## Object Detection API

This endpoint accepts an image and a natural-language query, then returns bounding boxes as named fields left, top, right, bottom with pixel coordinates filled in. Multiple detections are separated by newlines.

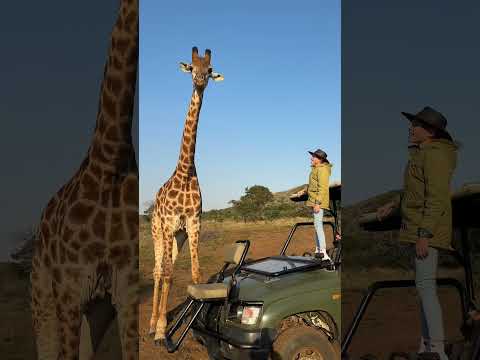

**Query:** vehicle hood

left=230, top=268, right=339, bottom=304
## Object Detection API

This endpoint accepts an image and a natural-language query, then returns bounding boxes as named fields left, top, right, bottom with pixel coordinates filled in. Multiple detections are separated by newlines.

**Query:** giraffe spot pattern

left=68, top=202, right=95, bottom=225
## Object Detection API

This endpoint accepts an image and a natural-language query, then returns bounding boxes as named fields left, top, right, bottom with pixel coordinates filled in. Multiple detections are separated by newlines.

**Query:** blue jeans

left=313, top=208, right=326, bottom=251
left=415, top=247, right=445, bottom=348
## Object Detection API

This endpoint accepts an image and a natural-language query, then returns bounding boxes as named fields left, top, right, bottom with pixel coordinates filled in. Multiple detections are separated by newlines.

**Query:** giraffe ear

left=179, top=62, right=193, bottom=73
left=210, top=72, right=224, bottom=82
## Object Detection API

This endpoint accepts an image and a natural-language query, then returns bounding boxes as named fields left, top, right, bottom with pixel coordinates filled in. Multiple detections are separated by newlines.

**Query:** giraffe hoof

left=154, top=338, right=165, bottom=347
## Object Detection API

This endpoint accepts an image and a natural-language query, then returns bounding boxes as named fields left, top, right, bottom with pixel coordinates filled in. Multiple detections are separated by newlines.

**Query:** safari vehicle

left=341, top=183, right=480, bottom=360
left=164, top=183, right=341, bottom=360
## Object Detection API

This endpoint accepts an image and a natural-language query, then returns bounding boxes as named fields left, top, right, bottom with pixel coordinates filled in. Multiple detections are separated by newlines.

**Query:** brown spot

left=120, top=90, right=135, bottom=117
left=108, top=245, right=131, bottom=269
left=53, top=268, right=62, bottom=283
left=82, top=173, right=99, bottom=201
left=128, top=273, right=138, bottom=285
left=103, top=143, right=114, bottom=156
left=70, top=241, right=82, bottom=251
left=64, top=227, right=75, bottom=243
left=115, top=38, right=130, bottom=56
left=105, top=125, right=119, bottom=142
left=61, top=291, right=73, bottom=305
left=173, top=178, right=181, bottom=189
left=102, top=90, right=117, bottom=118
left=50, top=241, right=57, bottom=262
left=59, top=242, right=67, bottom=264
left=192, top=193, right=200, bottom=202
left=109, top=213, right=124, bottom=243
left=126, top=211, right=138, bottom=239
left=124, top=11, right=136, bottom=29
left=82, top=242, right=106, bottom=263
left=66, top=249, right=79, bottom=263
left=43, top=254, right=51, bottom=268
left=65, top=268, right=81, bottom=283
left=122, top=177, right=138, bottom=206
left=68, top=202, right=94, bottom=225
left=168, top=190, right=178, bottom=198
left=89, top=162, right=103, bottom=177
left=107, top=75, right=123, bottom=97
left=112, top=186, right=121, bottom=207
left=79, top=229, right=89, bottom=242
left=92, top=210, right=106, bottom=239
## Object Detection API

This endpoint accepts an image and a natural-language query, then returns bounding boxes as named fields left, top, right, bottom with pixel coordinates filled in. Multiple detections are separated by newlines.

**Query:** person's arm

left=418, top=149, right=451, bottom=238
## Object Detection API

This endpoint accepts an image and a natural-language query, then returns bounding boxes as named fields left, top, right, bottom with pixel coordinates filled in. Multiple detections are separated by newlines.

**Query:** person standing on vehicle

left=306, top=148, right=332, bottom=260
left=377, top=106, right=457, bottom=360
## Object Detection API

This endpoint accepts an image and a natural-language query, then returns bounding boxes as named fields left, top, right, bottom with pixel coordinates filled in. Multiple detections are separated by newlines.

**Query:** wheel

left=271, top=325, right=340, bottom=360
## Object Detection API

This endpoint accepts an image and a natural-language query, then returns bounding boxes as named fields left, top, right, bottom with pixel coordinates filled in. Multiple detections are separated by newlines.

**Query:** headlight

left=240, top=305, right=262, bottom=325
left=228, top=303, right=263, bottom=325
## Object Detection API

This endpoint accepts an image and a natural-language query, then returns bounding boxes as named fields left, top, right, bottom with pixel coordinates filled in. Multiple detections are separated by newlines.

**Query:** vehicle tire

left=271, top=325, right=340, bottom=360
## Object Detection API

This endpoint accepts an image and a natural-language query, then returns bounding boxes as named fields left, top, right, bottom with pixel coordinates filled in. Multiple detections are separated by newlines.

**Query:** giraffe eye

left=208, top=68, right=213, bottom=74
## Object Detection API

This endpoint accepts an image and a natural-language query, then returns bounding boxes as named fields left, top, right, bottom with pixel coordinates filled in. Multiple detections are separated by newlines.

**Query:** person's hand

left=377, top=202, right=396, bottom=221
left=313, top=204, right=321, bottom=213
left=416, top=238, right=429, bottom=259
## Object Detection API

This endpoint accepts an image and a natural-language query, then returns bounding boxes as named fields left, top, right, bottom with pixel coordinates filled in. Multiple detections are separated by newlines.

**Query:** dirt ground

left=139, top=218, right=321, bottom=360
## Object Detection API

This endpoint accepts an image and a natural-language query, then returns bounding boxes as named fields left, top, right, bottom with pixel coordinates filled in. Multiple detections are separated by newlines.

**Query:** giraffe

left=30, top=0, right=139, bottom=359
left=149, top=47, right=224, bottom=343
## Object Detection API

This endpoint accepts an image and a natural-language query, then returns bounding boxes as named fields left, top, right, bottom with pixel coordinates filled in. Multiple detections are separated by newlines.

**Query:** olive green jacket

left=306, top=163, right=332, bottom=209
left=398, top=139, right=457, bottom=250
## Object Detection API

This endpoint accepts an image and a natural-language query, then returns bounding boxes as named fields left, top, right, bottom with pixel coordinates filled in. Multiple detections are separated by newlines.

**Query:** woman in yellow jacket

left=306, top=149, right=332, bottom=260
left=377, top=106, right=457, bottom=360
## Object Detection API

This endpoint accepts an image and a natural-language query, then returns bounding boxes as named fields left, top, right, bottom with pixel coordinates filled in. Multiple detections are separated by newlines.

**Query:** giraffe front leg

left=149, top=234, right=164, bottom=337
left=187, top=217, right=202, bottom=285
left=54, top=285, right=83, bottom=360
left=31, top=265, right=61, bottom=360
left=154, top=230, right=174, bottom=344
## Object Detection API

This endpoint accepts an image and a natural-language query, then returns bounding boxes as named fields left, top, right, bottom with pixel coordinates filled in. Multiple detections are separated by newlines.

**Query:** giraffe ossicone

left=149, top=46, right=223, bottom=342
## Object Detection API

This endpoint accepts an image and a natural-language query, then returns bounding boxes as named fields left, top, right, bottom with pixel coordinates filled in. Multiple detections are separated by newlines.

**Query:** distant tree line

left=143, top=185, right=315, bottom=223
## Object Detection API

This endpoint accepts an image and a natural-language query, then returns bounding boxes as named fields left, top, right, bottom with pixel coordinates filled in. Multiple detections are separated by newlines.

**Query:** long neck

left=88, top=0, right=138, bottom=173
left=176, top=88, right=204, bottom=176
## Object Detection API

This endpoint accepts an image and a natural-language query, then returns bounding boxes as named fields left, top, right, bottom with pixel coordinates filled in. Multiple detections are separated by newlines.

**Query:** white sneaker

left=321, top=250, right=331, bottom=261
left=430, top=342, right=448, bottom=360
left=418, top=337, right=429, bottom=353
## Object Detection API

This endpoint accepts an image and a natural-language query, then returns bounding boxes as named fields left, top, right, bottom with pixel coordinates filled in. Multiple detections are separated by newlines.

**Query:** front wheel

left=271, top=325, right=340, bottom=360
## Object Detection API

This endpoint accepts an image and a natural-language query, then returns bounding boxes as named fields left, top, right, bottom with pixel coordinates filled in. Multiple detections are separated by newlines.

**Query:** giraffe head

left=179, top=47, right=224, bottom=90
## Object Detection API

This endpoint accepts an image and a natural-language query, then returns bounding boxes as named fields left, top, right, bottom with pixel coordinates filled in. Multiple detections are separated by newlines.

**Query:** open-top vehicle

left=163, top=183, right=341, bottom=360
left=342, top=183, right=480, bottom=360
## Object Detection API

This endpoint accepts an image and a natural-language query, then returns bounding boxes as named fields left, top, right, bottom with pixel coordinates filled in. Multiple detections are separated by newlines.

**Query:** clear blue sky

left=140, top=1, right=340, bottom=212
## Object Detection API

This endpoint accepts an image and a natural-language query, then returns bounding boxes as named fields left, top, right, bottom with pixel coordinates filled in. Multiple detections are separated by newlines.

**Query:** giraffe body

left=30, top=1, right=139, bottom=359
left=149, top=47, right=223, bottom=341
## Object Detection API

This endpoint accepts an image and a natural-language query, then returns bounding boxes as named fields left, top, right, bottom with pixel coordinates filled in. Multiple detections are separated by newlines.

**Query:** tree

left=231, top=185, right=274, bottom=222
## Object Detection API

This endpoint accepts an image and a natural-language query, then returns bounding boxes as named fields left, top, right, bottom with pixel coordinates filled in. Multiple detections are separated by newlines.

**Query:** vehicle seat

left=186, top=243, right=246, bottom=300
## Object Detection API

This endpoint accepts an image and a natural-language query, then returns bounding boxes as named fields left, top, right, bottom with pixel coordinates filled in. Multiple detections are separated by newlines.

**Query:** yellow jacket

left=306, top=163, right=332, bottom=209
left=399, top=139, right=457, bottom=249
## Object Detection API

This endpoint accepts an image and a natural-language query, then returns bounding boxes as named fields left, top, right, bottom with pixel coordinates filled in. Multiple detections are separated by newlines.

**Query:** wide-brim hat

left=308, top=148, right=327, bottom=160
left=401, top=106, right=448, bottom=132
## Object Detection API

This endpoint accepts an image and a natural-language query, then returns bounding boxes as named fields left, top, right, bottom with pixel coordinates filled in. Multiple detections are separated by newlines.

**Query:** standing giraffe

left=30, top=0, right=139, bottom=359
left=149, top=47, right=224, bottom=342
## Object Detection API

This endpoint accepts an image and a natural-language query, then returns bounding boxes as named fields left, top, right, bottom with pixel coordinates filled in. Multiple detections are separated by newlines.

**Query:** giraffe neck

left=176, top=88, right=204, bottom=176
left=88, top=0, right=138, bottom=175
